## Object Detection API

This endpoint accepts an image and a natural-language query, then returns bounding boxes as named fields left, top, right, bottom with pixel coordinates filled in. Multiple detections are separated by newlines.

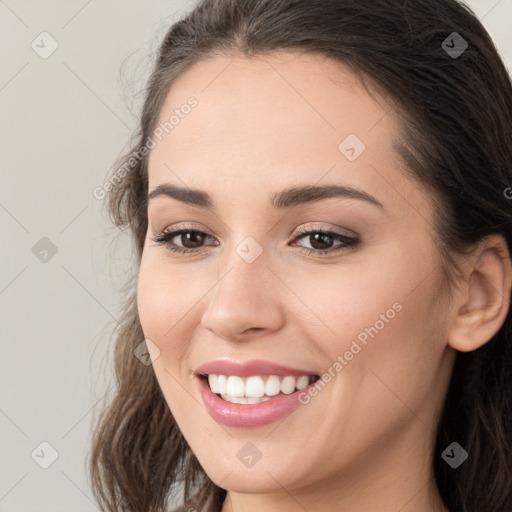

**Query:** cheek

left=332, top=274, right=448, bottom=429
left=294, top=250, right=418, bottom=348
left=301, top=244, right=446, bottom=387
left=137, top=250, right=197, bottom=329
left=136, top=255, right=198, bottom=363
left=136, top=258, right=200, bottom=419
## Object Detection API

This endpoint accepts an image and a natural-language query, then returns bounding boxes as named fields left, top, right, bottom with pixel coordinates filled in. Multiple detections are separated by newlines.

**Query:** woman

left=89, top=1, right=512, bottom=511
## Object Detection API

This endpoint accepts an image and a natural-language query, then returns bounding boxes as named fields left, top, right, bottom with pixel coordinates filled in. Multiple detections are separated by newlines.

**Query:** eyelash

left=151, top=224, right=360, bottom=257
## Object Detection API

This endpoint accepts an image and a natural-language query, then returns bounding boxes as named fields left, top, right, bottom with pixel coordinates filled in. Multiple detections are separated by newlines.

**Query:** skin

left=137, top=51, right=512, bottom=512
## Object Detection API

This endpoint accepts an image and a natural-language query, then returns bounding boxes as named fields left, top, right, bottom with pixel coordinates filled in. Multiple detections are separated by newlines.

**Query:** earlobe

left=447, top=234, right=512, bottom=353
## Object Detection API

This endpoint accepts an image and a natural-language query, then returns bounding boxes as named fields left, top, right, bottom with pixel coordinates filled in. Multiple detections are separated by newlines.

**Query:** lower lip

left=196, top=375, right=317, bottom=428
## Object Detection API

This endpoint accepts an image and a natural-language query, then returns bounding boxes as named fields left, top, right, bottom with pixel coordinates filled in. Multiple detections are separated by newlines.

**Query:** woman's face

left=138, top=52, right=456, bottom=505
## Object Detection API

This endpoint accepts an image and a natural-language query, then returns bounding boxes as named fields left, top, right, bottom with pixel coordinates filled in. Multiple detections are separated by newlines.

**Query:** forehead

left=151, top=51, right=391, bottom=156
left=147, top=51, right=428, bottom=219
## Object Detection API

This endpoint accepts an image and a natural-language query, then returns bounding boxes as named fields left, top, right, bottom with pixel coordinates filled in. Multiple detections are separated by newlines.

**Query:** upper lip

left=195, top=359, right=319, bottom=378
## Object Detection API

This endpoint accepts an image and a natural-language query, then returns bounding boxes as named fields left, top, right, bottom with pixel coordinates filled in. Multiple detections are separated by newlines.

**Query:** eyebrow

left=147, top=183, right=384, bottom=210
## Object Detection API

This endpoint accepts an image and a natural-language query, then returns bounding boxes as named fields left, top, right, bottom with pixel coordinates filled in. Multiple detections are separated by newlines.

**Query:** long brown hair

left=88, top=1, right=512, bottom=511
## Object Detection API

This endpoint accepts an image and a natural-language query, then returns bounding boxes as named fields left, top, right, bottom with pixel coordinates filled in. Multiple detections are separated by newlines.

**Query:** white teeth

left=245, top=376, right=265, bottom=398
left=217, top=375, right=227, bottom=395
left=296, top=375, right=309, bottom=390
left=281, top=375, right=296, bottom=394
left=265, top=375, right=281, bottom=396
left=206, top=373, right=316, bottom=401
left=208, top=374, right=219, bottom=393
left=226, top=376, right=245, bottom=397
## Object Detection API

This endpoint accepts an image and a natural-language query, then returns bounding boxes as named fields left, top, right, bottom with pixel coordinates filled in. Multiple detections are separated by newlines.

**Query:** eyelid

left=293, top=223, right=357, bottom=238
left=155, top=221, right=214, bottom=237
left=154, top=221, right=356, bottom=242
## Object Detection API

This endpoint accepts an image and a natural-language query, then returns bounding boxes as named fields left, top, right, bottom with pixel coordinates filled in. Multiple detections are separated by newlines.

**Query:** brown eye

left=152, top=228, right=217, bottom=255
left=175, top=231, right=208, bottom=249
left=291, top=229, right=360, bottom=255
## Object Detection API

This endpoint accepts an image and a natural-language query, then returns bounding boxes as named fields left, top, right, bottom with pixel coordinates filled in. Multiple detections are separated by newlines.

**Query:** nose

left=200, top=250, right=285, bottom=341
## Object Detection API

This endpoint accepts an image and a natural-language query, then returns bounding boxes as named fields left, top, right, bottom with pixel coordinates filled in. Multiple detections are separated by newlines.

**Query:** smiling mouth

left=200, top=373, right=320, bottom=404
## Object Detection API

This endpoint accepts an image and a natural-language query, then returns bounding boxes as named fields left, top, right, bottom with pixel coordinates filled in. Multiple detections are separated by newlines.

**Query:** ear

left=448, top=234, right=512, bottom=353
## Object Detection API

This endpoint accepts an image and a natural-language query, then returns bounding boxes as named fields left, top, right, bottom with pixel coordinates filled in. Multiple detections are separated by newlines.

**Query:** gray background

left=0, top=1, right=511, bottom=511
